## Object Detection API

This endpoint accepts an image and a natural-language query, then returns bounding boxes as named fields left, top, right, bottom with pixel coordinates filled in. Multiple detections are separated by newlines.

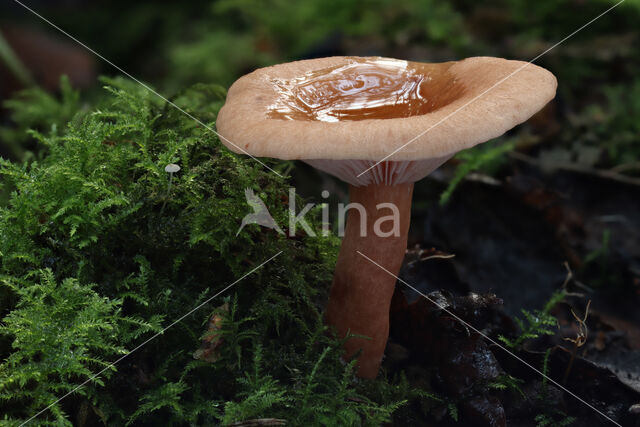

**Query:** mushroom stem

left=325, top=182, right=413, bottom=378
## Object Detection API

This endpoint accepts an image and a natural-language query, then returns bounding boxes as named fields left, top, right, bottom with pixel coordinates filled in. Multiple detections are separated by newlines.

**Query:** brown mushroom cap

left=216, top=56, right=557, bottom=164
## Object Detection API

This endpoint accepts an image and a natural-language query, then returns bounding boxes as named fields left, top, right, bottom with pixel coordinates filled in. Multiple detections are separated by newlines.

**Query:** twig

left=509, top=151, right=640, bottom=187
left=406, top=252, right=456, bottom=267
left=560, top=261, right=591, bottom=295
left=226, top=418, right=287, bottom=426
left=465, top=172, right=502, bottom=186
left=610, top=161, right=640, bottom=174
left=562, top=300, right=591, bottom=384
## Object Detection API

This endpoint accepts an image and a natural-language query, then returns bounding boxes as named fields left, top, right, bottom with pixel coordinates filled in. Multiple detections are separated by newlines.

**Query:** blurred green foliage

left=572, top=81, right=640, bottom=166
left=4, top=0, right=638, bottom=189
left=0, top=76, right=80, bottom=160
left=3, top=0, right=638, bottom=89
left=164, top=0, right=468, bottom=89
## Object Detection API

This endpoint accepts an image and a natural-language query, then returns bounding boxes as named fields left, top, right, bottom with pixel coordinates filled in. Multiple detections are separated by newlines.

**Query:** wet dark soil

left=381, top=161, right=640, bottom=426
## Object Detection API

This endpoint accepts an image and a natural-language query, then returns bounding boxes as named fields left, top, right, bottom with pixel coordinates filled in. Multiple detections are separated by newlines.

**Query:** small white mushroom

left=164, top=163, right=181, bottom=192
left=165, top=164, right=181, bottom=174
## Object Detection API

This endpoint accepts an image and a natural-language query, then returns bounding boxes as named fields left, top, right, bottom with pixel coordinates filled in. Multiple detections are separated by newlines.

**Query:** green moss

left=0, top=76, right=81, bottom=161
left=498, top=291, right=565, bottom=350
left=0, top=78, right=410, bottom=425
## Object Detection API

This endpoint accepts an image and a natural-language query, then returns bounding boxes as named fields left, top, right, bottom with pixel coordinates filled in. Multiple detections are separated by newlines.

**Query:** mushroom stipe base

left=325, top=183, right=413, bottom=378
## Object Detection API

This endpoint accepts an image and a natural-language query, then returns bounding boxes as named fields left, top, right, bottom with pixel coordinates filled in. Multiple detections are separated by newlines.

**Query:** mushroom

left=165, top=163, right=181, bottom=191
left=216, top=56, right=556, bottom=378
